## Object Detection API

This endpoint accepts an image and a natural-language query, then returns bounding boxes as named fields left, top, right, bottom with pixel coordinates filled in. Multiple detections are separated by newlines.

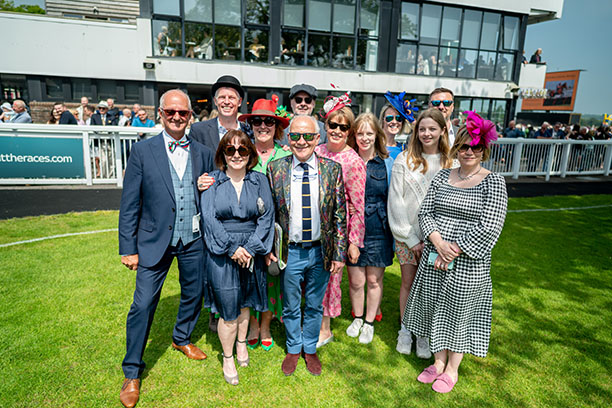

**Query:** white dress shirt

left=289, top=154, right=321, bottom=243
left=163, top=131, right=190, bottom=179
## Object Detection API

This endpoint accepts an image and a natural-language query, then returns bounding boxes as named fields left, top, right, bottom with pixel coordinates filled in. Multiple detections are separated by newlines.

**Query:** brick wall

left=29, top=101, right=156, bottom=125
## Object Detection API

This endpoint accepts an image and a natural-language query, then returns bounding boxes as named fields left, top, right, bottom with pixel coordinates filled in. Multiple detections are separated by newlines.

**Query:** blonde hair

left=326, top=106, right=355, bottom=141
left=351, top=112, right=389, bottom=159
left=406, top=108, right=452, bottom=173
left=378, top=103, right=411, bottom=136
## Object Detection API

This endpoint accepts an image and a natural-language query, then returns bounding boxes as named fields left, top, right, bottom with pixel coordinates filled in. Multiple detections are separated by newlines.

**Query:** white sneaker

left=346, top=318, right=364, bottom=338
left=396, top=329, right=412, bottom=355
left=415, top=336, right=432, bottom=359
left=359, top=323, right=374, bottom=344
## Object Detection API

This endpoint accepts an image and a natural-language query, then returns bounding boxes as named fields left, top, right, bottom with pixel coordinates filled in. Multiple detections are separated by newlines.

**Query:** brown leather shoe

left=172, top=342, right=207, bottom=360
left=304, top=352, right=322, bottom=376
left=281, top=353, right=300, bottom=376
left=119, top=378, right=140, bottom=408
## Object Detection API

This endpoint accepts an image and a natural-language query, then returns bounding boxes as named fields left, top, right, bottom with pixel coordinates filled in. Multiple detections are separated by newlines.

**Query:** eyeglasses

left=430, top=100, right=454, bottom=107
left=162, top=109, right=191, bottom=118
left=223, top=145, right=249, bottom=157
left=458, top=144, right=485, bottom=153
left=327, top=121, right=350, bottom=132
left=250, top=116, right=276, bottom=127
left=293, top=96, right=313, bottom=104
left=384, top=115, right=404, bottom=123
left=288, top=132, right=317, bottom=142
left=98, top=107, right=108, bottom=111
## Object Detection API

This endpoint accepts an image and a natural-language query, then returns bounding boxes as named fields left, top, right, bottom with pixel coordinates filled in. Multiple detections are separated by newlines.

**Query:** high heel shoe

left=222, top=354, right=239, bottom=386
left=235, top=339, right=250, bottom=367
left=247, top=335, right=260, bottom=350
left=260, top=337, right=274, bottom=351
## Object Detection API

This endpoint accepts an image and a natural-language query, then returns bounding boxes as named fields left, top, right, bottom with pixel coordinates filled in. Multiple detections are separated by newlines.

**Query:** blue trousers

left=281, top=245, right=330, bottom=354
left=122, top=238, right=204, bottom=379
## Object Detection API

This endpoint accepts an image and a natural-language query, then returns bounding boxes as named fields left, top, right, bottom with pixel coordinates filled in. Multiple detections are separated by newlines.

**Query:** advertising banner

left=521, top=70, right=581, bottom=111
left=0, top=136, right=85, bottom=179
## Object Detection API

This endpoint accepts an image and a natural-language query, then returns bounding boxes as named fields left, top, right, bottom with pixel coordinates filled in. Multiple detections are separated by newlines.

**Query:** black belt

left=289, top=240, right=321, bottom=249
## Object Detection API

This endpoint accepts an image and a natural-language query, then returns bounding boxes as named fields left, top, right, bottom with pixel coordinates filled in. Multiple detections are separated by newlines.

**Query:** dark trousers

left=122, top=238, right=204, bottom=379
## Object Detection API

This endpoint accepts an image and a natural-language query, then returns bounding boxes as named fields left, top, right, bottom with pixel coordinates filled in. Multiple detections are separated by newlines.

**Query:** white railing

left=0, top=123, right=160, bottom=187
left=485, top=138, right=612, bottom=180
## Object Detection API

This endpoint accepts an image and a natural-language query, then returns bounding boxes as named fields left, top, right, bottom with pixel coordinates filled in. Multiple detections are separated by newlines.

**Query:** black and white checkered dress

left=402, top=169, right=507, bottom=357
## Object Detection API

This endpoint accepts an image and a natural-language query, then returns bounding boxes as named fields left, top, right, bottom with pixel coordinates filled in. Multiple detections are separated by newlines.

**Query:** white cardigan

left=388, top=151, right=443, bottom=248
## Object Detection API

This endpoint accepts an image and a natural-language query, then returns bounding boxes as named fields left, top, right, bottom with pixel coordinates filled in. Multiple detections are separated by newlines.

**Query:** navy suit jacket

left=118, top=132, right=215, bottom=267
left=189, top=118, right=253, bottom=157
left=91, top=113, right=116, bottom=126
left=59, top=111, right=78, bottom=125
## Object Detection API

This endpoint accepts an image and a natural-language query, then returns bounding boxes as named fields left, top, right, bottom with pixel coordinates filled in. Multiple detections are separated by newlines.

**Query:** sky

left=522, top=0, right=612, bottom=115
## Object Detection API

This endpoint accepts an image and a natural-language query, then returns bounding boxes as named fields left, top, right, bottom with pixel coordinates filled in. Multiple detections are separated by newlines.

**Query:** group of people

left=117, top=75, right=508, bottom=408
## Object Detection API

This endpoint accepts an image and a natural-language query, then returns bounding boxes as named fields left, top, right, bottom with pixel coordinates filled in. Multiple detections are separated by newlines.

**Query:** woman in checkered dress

left=403, top=111, right=507, bottom=393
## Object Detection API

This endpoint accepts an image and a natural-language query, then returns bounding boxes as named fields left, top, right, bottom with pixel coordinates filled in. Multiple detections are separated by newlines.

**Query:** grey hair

left=13, top=99, right=26, bottom=109
left=213, top=87, right=241, bottom=100
left=159, top=89, right=192, bottom=110
left=289, top=114, right=320, bottom=134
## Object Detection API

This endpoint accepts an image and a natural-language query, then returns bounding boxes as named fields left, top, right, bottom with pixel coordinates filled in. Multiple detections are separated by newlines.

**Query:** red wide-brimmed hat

left=238, top=95, right=291, bottom=129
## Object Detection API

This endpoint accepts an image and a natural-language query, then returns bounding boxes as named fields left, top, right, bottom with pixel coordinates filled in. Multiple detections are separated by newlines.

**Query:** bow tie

left=168, top=139, right=190, bottom=152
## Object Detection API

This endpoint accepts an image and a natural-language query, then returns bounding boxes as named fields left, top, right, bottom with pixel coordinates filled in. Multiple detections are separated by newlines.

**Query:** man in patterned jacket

left=266, top=115, right=347, bottom=377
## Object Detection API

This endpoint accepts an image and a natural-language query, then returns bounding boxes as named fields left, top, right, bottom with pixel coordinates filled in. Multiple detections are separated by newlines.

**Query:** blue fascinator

left=384, top=91, right=418, bottom=123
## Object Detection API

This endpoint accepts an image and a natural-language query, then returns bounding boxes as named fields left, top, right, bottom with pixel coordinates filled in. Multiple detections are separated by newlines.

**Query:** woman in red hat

left=238, top=96, right=292, bottom=352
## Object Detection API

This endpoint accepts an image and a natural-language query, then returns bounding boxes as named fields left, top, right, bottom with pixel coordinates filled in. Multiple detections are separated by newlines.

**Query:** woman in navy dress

left=201, top=130, right=274, bottom=385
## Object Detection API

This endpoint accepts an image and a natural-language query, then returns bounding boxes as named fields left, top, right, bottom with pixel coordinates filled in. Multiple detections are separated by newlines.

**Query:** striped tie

left=299, top=162, right=312, bottom=245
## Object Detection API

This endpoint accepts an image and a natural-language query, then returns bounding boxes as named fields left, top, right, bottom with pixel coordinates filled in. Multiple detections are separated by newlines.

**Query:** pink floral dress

left=315, top=145, right=366, bottom=317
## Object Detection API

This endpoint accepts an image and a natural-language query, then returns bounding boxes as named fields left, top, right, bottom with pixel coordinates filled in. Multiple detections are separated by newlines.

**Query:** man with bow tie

left=118, top=89, right=214, bottom=408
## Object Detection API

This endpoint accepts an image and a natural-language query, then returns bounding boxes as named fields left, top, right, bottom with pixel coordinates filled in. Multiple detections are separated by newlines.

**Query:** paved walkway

left=1, top=176, right=611, bottom=219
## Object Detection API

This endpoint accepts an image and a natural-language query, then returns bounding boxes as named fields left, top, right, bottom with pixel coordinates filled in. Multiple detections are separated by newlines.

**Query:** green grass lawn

left=1, top=195, right=611, bottom=407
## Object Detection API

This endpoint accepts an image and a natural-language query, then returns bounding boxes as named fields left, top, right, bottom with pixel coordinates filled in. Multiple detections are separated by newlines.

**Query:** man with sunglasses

left=267, top=115, right=347, bottom=377
left=189, top=75, right=253, bottom=155
left=282, top=84, right=327, bottom=144
left=118, top=89, right=214, bottom=408
left=429, top=87, right=458, bottom=145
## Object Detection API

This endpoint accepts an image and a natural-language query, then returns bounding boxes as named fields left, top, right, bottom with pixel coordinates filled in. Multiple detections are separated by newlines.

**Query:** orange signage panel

left=522, top=70, right=581, bottom=111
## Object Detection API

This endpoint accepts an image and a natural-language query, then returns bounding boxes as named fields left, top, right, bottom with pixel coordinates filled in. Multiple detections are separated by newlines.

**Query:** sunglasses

left=162, top=109, right=191, bottom=118
left=288, top=132, right=317, bottom=142
left=327, top=121, right=350, bottom=132
left=458, top=144, right=485, bottom=153
left=293, top=96, right=313, bottom=104
left=250, top=116, right=276, bottom=127
left=384, top=115, right=404, bottom=123
left=223, top=145, right=250, bottom=157
left=430, top=100, right=454, bottom=107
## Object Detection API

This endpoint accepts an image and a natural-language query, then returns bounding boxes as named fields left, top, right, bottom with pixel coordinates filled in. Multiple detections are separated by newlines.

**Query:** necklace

left=458, top=165, right=481, bottom=181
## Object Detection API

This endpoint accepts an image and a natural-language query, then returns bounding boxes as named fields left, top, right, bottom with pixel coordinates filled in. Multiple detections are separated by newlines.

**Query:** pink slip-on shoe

left=417, top=365, right=441, bottom=384
left=432, top=373, right=457, bottom=393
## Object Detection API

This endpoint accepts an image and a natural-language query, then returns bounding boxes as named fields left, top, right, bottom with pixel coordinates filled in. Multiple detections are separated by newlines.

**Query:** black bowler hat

left=211, top=75, right=245, bottom=99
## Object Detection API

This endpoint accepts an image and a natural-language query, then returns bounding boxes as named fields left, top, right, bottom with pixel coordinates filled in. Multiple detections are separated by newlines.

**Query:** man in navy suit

left=189, top=75, right=253, bottom=155
left=118, top=89, right=214, bottom=408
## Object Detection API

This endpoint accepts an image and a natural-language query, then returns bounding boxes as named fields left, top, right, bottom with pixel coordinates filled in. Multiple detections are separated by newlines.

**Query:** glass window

left=152, top=20, right=182, bottom=57
left=420, top=4, right=441, bottom=45
left=247, top=0, right=269, bottom=25
left=357, top=39, right=377, bottom=71
left=477, top=51, right=496, bottom=80
left=309, top=0, right=331, bottom=32
left=185, top=23, right=213, bottom=59
left=360, top=0, right=380, bottom=37
left=215, top=0, right=241, bottom=26
left=480, top=12, right=500, bottom=50
left=281, top=31, right=305, bottom=65
left=461, top=10, right=481, bottom=49
left=332, top=36, right=354, bottom=68
left=503, top=16, right=520, bottom=50
left=417, top=45, right=438, bottom=76
left=124, top=83, right=140, bottom=102
left=215, top=25, right=241, bottom=60
left=72, top=79, right=92, bottom=100
left=333, top=0, right=356, bottom=34
left=98, top=80, right=117, bottom=101
left=399, top=2, right=419, bottom=40
left=46, top=78, right=64, bottom=99
left=440, top=7, right=461, bottom=47
left=472, top=98, right=490, bottom=118
left=490, top=99, right=507, bottom=124
left=457, top=49, right=477, bottom=78
left=395, top=43, right=416, bottom=74
left=154, top=0, right=179, bottom=16
left=284, top=0, right=305, bottom=27
left=456, top=98, right=471, bottom=115
left=495, top=53, right=514, bottom=81
left=1, top=74, right=28, bottom=101
left=438, top=47, right=458, bottom=77
left=307, top=34, right=330, bottom=66
left=184, top=0, right=212, bottom=23
left=246, top=29, right=269, bottom=62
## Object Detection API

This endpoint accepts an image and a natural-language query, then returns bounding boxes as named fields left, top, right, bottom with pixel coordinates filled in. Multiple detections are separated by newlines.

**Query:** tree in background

left=0, top=0, right=45, bottom=14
